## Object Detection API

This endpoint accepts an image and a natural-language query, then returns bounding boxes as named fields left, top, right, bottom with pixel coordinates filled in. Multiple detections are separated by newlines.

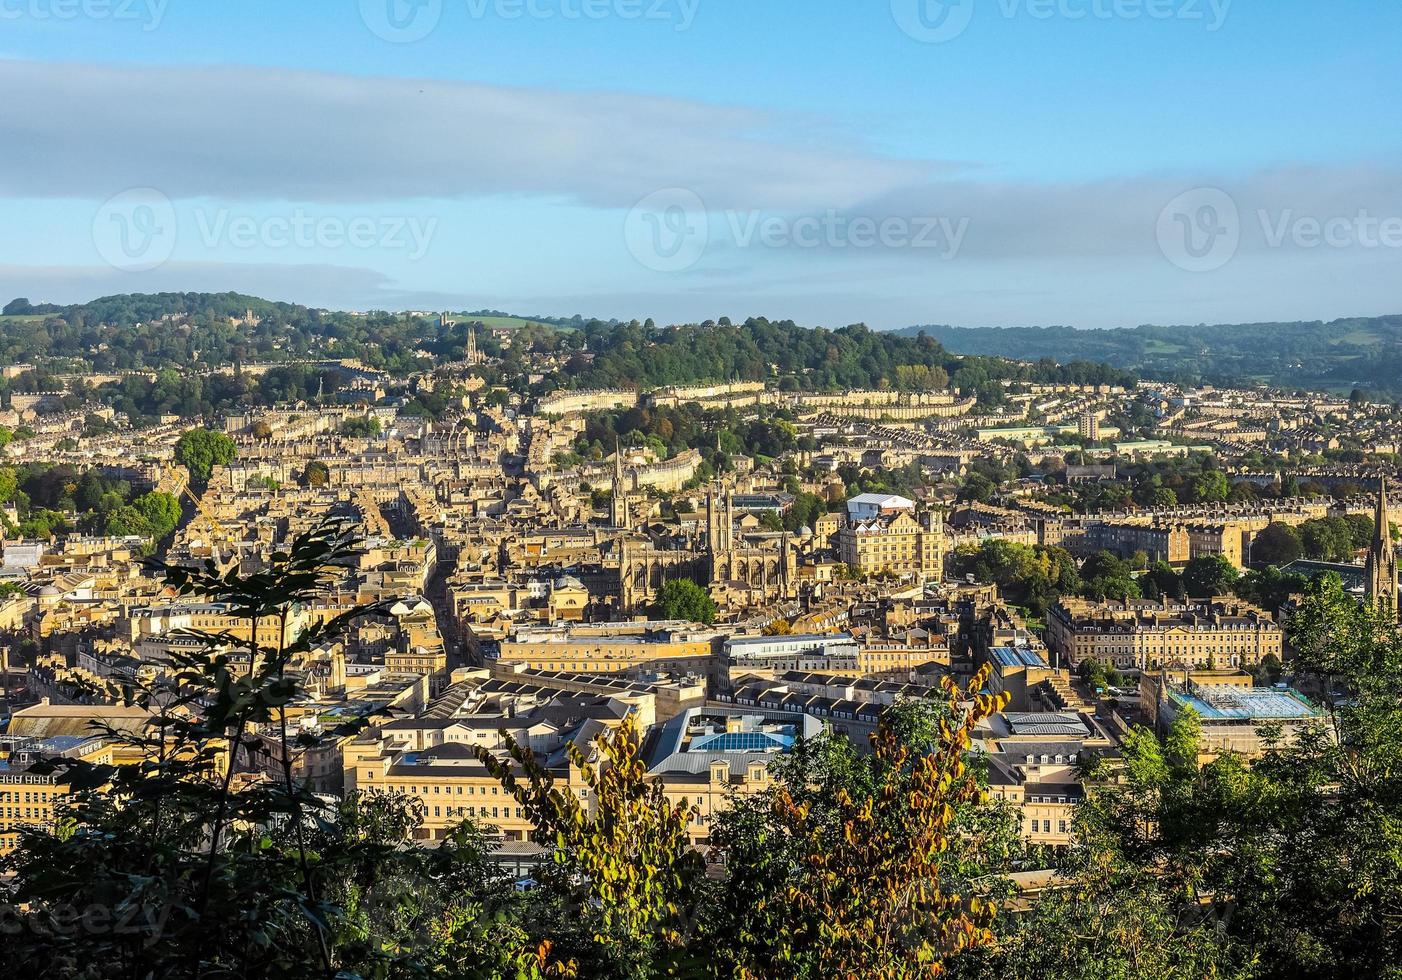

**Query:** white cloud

left=0, top=58, right=938, bottom=211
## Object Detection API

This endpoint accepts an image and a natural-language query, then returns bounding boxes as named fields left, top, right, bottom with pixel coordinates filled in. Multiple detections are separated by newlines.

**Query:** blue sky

left=2, top=0, right=1400, bottom=329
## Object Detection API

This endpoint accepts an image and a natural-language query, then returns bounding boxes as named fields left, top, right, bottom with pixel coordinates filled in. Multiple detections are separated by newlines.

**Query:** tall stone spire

left=611, top=438, right=629, bottom=530
left=1365, top=476, right=1398, bottom=619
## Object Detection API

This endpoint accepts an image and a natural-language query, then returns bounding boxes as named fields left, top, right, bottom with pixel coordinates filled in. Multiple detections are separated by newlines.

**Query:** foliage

left=948, top=539, right=1081, bottom=615
left=650, top=578, right=717, bottom=624
left=554, top=319, right=1134, bottom=399
left=175, top=427, right=237, bottom=484
left=1251, top=521, right=1304, bottom=565
left=338, top=415, right=382, bottom=437
left=707, top=671, right=1014, bottom=978
left=1233, top=564, right=1310, bottom=613
left=476, top=715, right=703, bottom=978
left=957, top=572, right=1402, bottom=980
left=0, top=464, right=180, bottom=541
left=1079, top=550, right=1142, bottom=602
left=900, top=314, right=1402, bottom=397
left=0, top=520, right=555, bottom=979
left=1297, top=514, right=1377, bottom=562
left=1181, top=554, right=1240, bottom=598
left=1077, top=656, right=1123, bottom=692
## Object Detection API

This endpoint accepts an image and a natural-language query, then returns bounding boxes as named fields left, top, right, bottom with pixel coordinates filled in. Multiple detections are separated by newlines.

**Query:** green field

left=0, top=314, right=48, bottom=324
left=455, top=314, right=554, bottom=330
left=1142, top=339, right=1187, bottom=354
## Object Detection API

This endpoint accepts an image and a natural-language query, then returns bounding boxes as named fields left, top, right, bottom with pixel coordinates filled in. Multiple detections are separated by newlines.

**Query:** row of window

left=432, top=805, right=524, bottom=820
left=1, top=808, right=49, bottom=820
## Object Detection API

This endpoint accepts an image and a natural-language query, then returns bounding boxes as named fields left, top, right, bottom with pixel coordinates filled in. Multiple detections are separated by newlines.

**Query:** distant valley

left=894, top=316, right=1402, bottom=398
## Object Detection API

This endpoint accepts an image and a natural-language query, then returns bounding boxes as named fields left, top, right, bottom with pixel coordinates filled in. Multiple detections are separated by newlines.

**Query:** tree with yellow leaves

left=707, top=666, right=1013, bottom=978
left=475, top=714, right=704, bottom=979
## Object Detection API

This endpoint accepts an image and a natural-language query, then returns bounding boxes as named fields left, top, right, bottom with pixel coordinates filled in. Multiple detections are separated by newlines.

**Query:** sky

left=2, top=0, right=1400, bottom=330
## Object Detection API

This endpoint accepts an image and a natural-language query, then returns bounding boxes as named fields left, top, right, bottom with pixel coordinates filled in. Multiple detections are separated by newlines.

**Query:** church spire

left=1366, top=476, right=1397, bottom=619
left=611, top=437, right=630, bottom=530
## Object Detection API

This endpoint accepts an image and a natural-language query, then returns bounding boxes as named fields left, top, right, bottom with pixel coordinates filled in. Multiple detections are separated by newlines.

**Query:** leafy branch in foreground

left=708, top=667, right=1013, bottom=979
left=0, top=519, right=528, bottom=979
left=477, top=713, right=704, bottom=979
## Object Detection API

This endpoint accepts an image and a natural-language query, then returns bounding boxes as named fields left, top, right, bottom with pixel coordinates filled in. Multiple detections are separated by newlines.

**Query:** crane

left=162, top=461, right=229, bottom=559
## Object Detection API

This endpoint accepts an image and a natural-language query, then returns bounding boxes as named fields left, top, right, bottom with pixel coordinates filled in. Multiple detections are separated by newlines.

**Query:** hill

left=895, top=316, right=1402, bottom=397
left=0, top=292, right=546, bottom=375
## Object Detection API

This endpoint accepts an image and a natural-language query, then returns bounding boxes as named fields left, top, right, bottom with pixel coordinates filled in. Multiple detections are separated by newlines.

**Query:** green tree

left=1144, top=559, right=1184, bottom=600
left=0, top=520, right=536, bottom=978
left=339, top=415, right=382, bottom=437
left=1191, top=469, right=1230, bottom=503
left=1080, top=550, right=1141, bottom=602
left=708, top=670, right=1013, bottom=978
left=134, top=490, right=182, bottom=540
left=1251, top=521, right=1304, bottom=566
left=651, top=578, right=717, bottom=624
left=1234, top=565, right=1309, bottom=613
left=175, top=427, right=237, bottom=485
left=477, top=715, right=703, bottom=978
left=1182, top=554, right=1240, bottom=598
left=1300, top=516, right=1357, bottom=562
left=965, top=574, right=1402, bottom=980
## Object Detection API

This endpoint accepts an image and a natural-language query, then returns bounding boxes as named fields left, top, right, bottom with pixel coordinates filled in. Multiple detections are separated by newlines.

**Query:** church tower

left=706, top=481, right=734, bottom=554
left=1365, top=476, right=1398, bottom=619
left=611, top=439, right=630, bottom=530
